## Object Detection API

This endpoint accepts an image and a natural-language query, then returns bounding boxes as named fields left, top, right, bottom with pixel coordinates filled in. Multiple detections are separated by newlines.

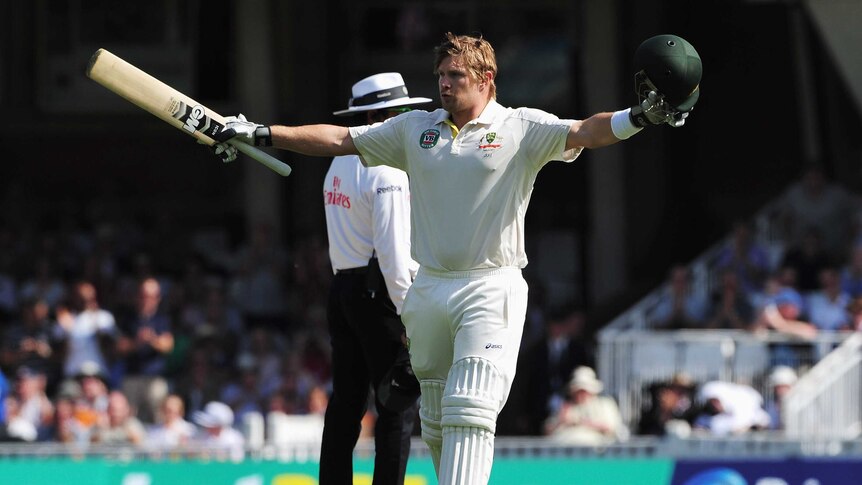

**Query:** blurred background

left=2, top=0, right=861, bottom=316
left=1, top=0, right=862, bottom=482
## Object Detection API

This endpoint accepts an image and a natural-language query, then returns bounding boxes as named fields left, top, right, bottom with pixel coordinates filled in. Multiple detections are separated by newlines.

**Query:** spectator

left=47, top=395, right=79, bottom=443
left=12, top=366, right=54, bottom=441
left=75, top=361, right=111, bottom=416
left=764, top=365, right=798, bottom=431
left=651, top=264, right=710, bottom=329
left=692, top=380, right=770, bottom=436
left=780, top=226, right=834, bottom=293
left=705, top=268, right=755, bottom=330
left=0, top=297, right=57, bottom=382
left=218, top=355, right=264, bottom=426
left=228, top=222, right=289, bottom=332
left=146, top=394, right=196, bottom=450
left=174, top=346, right=223, bottom=419
left=714, top=220, right=771, bottom=294
left=751, top=288, right=818, bottom=340
left=236, top=326, right=284, bottom=401
left=636, top=373, right=698, bottom=437
left=543, top=366, right=627, bottom=445
left=518, top=302, right=594, bottom=435
left=778, top=165, right=856, bottom=256
left=116, top=277, right=173, bottom=424
left=91, top=390, right=146, bottom=445
left=18, top=256, right=66, bottom=311
left=806, top=266, right=852, bottom=332
left=847, top=297, right=862, bottom=332
left=52, top=281, right=118, bottom=382
left=751, top=288, right=817, bottom=368
left=191, top=401, right=245, bottom=462
left=3, top=395, right=38, bottom=442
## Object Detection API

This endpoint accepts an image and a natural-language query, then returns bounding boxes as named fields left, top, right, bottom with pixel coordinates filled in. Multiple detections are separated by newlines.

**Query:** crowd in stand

left=0, top=211, right=334, bottom=449
left=1, top=165, right=860, bottom=449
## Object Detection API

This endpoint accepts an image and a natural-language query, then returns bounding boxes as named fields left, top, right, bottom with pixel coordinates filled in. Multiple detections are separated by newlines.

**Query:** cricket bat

left=86, top=48, right=291, bottom=176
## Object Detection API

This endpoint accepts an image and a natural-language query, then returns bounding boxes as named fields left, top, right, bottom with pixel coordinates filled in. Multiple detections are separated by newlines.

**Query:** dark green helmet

left=634, top=34, right=702, bottom=112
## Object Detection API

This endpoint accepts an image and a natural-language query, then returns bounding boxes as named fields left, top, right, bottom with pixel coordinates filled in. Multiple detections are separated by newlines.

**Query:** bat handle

left=230, top=141, right=293, bottom=177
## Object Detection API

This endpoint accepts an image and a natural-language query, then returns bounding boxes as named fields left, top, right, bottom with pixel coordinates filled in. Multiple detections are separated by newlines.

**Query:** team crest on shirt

left=479, top=131, right=502, bottom=151
left=419, top=129, right=440, bottom=149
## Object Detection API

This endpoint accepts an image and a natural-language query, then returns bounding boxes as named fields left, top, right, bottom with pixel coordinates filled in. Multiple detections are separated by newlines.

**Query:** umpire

left=320, top=72, right=430, bottom=485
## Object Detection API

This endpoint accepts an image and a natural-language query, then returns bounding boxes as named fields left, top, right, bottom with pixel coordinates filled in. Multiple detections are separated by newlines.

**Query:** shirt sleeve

left=369, top=168, right=417, bottom=315
left=349, top=116, right=409, bottom=171
left=517, top=108, right=582, bottom=168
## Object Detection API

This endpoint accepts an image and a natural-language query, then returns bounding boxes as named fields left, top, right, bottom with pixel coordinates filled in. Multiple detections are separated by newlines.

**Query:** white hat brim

left=333, top=96, right=433, bottom=116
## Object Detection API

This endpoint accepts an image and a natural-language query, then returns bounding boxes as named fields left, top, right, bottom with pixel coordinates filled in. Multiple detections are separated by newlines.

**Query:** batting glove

left=215, top=114, right=273, bottom=147
left=197, top=138, right=238, bottom=163
left=630, top=91, right=690, bottom=128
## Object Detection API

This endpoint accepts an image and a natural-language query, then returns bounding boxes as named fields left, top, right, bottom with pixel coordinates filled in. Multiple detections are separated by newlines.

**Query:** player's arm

left=211, top=115, right=359, bottom=162
left=565, top=90, right=688, bottom=151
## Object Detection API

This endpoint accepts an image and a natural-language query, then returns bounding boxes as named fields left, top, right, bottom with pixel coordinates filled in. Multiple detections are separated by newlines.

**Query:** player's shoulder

left=508, top=106, right=563, bottom=123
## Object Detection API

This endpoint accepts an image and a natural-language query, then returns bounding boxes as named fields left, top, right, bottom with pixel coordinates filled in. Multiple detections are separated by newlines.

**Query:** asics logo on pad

left=485, top=343, right=502, bottom=350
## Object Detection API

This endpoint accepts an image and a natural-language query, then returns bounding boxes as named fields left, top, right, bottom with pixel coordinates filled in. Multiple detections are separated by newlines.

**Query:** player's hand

left=197, top=138, right=238, bottom=163
left=214, top=114, right=272, bottom=146
left=629, top=91, right=690, bottom=128
left=212, top=142, right=238, bottom=163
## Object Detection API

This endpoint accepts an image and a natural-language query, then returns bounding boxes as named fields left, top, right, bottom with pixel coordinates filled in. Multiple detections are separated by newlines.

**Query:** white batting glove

left=630, top=91, right=690, bottom=128
left=197, top=138, right=238, bottom=163
left=213, top=142, right=238, bottom=163
left=215, top=114, right=273, bottom=146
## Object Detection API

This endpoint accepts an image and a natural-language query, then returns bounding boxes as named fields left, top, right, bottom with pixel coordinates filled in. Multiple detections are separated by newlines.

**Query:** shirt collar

left=434, top=99, right=505, bottom=127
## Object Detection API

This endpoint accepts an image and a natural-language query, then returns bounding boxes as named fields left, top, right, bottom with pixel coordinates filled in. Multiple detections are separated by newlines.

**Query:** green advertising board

left=0, top=456, right=675, bottom=485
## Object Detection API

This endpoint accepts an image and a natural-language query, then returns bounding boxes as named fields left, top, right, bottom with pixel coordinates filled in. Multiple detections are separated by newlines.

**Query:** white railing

left=598, top=329, right=853, bottom=431
left=785, top=332, right=862, bottom=440
left=2, top=435, right=861, bottom=460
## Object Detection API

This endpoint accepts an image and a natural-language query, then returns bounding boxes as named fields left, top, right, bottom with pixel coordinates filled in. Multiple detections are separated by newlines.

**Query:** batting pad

left=439, top=426, right=495, bottom=485
left=441, top=357, right=505, bottom=432
left=419, top=379, right=445, bottom=474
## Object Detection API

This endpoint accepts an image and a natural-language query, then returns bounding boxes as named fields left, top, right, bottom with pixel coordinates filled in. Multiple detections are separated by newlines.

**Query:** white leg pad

left=419, top=379, right=445, bottom=474
left=437, top=358, right=506, bottom=485
left=441, top=357, right=506, bottom=432
left=439, top=426, right=495, bottom=485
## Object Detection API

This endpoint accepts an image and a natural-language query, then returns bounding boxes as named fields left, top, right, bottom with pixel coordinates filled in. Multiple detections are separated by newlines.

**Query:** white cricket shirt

left=350, top=100, right=582, bottom=272
left=323, top=154, right=418, bottom=314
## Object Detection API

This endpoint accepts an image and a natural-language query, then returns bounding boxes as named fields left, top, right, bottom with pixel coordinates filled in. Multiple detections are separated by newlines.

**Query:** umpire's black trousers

left=319, top=268, right=416, bottom=485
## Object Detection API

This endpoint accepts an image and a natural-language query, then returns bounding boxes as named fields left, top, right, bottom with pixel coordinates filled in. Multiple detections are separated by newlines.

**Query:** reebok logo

left=376, top=185, right=403, bottom=194
left=485, top=343, right=502, bottom=350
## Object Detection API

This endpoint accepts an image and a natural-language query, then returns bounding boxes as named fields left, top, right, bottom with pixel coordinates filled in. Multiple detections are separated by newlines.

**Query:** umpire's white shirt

left=324, top=154, right=417, bottom=314
left=350, top=100, right=582, bottom=272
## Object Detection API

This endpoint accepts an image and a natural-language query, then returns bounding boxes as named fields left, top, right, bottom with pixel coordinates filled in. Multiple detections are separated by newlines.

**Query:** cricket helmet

left=634, top=34, right=702, bottom=112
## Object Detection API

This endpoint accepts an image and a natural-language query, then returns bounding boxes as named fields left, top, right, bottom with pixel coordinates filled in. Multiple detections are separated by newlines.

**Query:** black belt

left=336, top=266, right=368, bottom=275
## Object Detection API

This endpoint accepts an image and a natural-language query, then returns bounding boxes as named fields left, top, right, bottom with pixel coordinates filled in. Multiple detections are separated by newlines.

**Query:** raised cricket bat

left=86, top=48, right=291, bottom=176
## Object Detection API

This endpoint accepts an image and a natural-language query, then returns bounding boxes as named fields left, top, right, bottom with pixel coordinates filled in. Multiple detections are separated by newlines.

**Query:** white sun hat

left=192, top=401, right=234, bottom=428
left=333, top=72, right=432, bottom=116
left=568, top=366, right=604, bottom=394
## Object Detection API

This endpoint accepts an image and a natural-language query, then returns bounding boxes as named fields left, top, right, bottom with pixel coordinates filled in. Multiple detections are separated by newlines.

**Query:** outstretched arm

left=567, top=90, right=693, bottom=151
left=268, top=124, right=358, bottom=157
left=211, top=115, right=360, bottom=161
left=566, top=112, right=619, bottom=150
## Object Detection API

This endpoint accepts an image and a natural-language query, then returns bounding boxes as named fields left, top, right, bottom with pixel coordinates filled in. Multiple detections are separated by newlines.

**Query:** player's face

left=436, top=56, right=485, bottom=114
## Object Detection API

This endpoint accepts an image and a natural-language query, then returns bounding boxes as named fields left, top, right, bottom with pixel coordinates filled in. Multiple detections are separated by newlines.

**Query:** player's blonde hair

left=434, top=32, right=497, bottom=100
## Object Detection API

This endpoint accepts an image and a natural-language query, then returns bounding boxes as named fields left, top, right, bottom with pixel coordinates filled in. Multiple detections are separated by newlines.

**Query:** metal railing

left=785, top=332, right=862, bottom=440
left=2, top=435, right=861, bottom=460
left=598, top=329, right=853, bottom=432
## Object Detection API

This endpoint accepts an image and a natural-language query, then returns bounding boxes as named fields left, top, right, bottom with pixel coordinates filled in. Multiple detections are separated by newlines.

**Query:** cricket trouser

left=320, top=269, right=416, bottom=485
left=401, top=266, right=528, bottom=485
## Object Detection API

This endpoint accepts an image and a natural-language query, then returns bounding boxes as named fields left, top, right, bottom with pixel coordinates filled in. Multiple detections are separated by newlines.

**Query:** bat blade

left=86, top=48, right=291, bottom=176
